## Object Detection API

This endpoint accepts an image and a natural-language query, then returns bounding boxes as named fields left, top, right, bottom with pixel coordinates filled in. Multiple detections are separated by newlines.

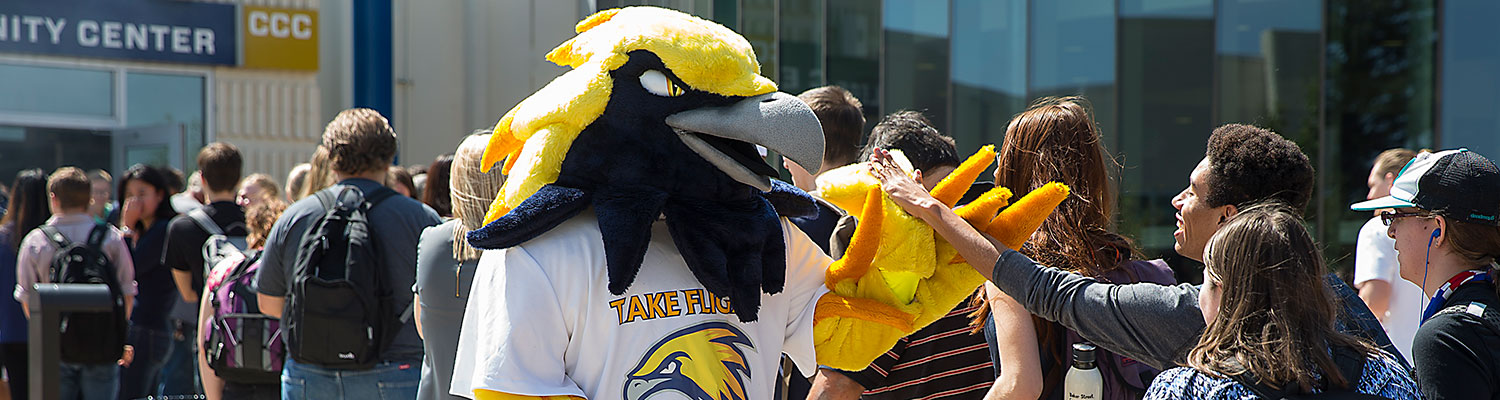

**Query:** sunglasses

left=1379, top=210, right=1433, bottom=226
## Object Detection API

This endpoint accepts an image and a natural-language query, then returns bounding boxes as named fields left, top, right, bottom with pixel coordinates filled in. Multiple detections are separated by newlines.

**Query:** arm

left=805, top=369, right=865, bottom=400
left=257, top=294, right=284, bottom=319
left=1412, top=318, right=1498, bottom=399
left=413, top=293, right=424, bottom=339
left=1356, top=279, right=1392, bottom=323
left=173, top=269, right=199, bottom=303
left=871, top=150, right=1203, bottom=370
left=199, top=287, right=224, bottom=400
left=983, top=283, right=1042, bottom=400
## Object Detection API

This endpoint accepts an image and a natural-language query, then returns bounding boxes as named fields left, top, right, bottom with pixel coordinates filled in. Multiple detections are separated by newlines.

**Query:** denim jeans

left=118, top=323, right=172, bottom=399
left=58, top=362, right=118, bottom=400
left=282, top=358, right=420, bottom=400
left=156, top=319, right=202, bottom=396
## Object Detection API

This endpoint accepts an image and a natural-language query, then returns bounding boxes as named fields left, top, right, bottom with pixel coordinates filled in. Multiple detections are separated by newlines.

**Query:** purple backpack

left=1062, top=259, right=1177, bottom=400
left=203, top=252, right=284, bottom=384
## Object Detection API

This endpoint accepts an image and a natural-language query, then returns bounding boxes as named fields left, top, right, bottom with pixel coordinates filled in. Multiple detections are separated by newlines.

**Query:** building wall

left=390, top=0, right=583, bottom=168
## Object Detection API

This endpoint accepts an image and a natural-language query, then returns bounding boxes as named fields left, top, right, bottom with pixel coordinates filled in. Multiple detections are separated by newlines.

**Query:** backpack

left=39, top=224, right=128, bottom=364
left=204, top=251, right=284, bottom=384
left=1226, top=346, right=1384, bottom=399
left=1053, top=259, right=1177, bottom=400
left=186, top=208, right=247, bottom=278
left=285, top=186, right=407, bottom=370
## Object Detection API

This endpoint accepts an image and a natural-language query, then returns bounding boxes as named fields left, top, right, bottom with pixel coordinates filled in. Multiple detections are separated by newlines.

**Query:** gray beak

left=666, top=92, right=825, bottom=191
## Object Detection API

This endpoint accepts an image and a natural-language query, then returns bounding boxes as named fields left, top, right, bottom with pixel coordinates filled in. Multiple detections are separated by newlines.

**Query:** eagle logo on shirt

left=624, top=321, right=755, bottom=400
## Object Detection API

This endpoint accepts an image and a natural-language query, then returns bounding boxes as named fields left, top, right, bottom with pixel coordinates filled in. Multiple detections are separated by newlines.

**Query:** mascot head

left=624, top=322, right=754, bottom=400
left=468, top=6, right=826, bottom=322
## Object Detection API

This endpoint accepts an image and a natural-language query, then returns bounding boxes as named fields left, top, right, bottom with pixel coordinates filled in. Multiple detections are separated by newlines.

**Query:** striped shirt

left=842, top=291, right=993, bottom=400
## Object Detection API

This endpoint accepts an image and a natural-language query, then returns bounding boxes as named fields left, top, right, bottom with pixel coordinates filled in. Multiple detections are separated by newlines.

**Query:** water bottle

left=1065, top=342, right=1103, bottom=400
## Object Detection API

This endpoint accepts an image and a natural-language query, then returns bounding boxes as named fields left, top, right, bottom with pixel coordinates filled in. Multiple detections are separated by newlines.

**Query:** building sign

left=0, top=0, right=237, bottom=66
left=242, top=6, right=318, bottom=71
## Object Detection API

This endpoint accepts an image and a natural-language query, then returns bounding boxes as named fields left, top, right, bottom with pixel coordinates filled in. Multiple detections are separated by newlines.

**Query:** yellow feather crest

left=481, top=6, right=779, bottom=225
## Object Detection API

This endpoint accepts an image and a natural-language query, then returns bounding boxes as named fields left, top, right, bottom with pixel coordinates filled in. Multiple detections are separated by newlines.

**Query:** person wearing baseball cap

left=1351, top=148, right=1500, bottom=399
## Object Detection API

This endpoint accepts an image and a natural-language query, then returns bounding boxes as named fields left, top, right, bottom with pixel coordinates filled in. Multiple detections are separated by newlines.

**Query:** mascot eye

left=657, top=361, right=677, bottom=375
left=640, top=70, right=685, bottom=97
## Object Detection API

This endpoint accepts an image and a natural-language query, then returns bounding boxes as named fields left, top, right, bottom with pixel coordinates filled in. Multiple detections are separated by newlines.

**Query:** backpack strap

left=85, top=223, right=109, bottom=250
left=187, top=208, right=224, bottom=236
left=37, top=225, right=70, bottom=250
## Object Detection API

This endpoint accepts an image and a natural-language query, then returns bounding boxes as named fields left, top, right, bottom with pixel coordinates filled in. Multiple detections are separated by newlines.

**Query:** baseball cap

left=1351, top=148, right=1500, bottom=226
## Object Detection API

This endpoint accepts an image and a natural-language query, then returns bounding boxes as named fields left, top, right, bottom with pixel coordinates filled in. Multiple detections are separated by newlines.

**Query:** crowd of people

left=0, top=85, right=1494, bottom=400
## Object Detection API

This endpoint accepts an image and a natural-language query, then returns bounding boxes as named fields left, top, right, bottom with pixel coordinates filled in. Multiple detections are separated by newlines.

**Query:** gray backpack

left=187, top=208, right=247, bottom=277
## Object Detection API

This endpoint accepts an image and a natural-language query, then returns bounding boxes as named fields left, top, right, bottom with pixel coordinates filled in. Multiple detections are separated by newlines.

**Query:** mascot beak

left=665, top=92, right=825, bottom=192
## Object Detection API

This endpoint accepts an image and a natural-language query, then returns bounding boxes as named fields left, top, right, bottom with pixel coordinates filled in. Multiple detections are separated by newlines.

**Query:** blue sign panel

left=0, top=0, right=237, bottom=65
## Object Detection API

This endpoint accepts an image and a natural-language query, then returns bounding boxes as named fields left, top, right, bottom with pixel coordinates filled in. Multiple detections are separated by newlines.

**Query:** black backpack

left=1227, top=346, right=1385, bottom=399
left=285, top=186, right=404, bottom=370
left=39, top=224, right=128, bottom=364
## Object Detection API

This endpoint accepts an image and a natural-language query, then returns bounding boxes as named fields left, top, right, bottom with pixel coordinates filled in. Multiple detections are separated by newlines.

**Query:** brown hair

left=386, top=166, right=417, bottom=198
left=86, top=169, right=111, bottom=185
left=798, top=86, right=866, bottom=169
left=323, top=108, right=397, bottom=175
left=297, top=146, right=336, bottom=200
left=969, top=97, right=1135, bottom=397
left=1189, top=202, right=1378, bottom=392
left=1439, top=218, right=1500, bottom=268
left=1372, top=148, right=1419, bottom=177
left=197, top=142, right=243, bottom=193
left=48, top=167, right=92, bottom=211
left=450, top=133, right=506, bottom=261
left=244, top=200, right=288, bottom=249
left=422, top=153, right=455, bottom=217
left=238, top=173, right=281, bottom=203
left=285, top=163, right=311, bottom=201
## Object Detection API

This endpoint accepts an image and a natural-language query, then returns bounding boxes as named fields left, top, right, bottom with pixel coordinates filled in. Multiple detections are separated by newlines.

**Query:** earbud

left=1433, top=228, right=1442, bottom=238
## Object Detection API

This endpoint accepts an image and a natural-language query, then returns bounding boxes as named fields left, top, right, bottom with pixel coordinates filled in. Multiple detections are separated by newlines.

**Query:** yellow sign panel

left=242, top=6, right=318, bottom=71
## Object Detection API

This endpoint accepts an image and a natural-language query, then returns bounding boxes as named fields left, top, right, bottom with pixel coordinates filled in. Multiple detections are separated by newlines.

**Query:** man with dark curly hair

left=255, top=108, right=441, bottom=399
left=896, top=123, right=1404, bottom=374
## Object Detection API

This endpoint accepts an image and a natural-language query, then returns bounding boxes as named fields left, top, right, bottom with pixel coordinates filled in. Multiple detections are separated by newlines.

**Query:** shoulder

left=1353, top=352, right=1419, bottom=397
left=422, top=219, right=459, bottom=238
left=165, top=213, right=197, bottom=234
left=1146, top=367, right=1246, bottom=399
left=1357, top=216, right=1385, bottom=236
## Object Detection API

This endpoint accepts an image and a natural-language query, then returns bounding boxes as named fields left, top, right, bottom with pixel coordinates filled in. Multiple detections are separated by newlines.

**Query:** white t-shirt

left=1353, top=216, right=1425, bottom=359
left=450, top=209, right=830, bottom=399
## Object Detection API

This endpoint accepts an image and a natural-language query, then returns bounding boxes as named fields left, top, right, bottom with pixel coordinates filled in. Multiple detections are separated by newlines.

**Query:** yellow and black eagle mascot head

left=467, top=7, right=826, bottom=322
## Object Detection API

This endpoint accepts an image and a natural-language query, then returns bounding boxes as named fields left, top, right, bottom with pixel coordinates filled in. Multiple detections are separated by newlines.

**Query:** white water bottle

left=1065, top=342, right=1104, bottom=400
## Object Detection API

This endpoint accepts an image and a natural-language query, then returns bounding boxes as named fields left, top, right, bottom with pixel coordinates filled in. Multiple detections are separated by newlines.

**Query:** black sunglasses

left=1379, top=210, right=1433, bottom=226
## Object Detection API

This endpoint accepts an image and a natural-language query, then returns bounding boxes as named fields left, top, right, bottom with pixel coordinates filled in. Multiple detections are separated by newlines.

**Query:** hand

left=118, top=344, right=134, bottom=367
left=120, top=197, right=141, bottom=228
left=868, top=148, right=942, bottom=220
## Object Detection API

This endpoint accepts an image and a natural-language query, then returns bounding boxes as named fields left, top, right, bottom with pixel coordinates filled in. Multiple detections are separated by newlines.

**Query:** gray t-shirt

left=255, top=178, right=442, bottom=363
left=414, top=219, right=478, bottom=400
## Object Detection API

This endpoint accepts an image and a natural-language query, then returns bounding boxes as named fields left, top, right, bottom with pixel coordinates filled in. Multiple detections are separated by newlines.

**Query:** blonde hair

left=238, top=173, right=281, bottom=203
left=451, top=133, right=506, bottom=261
left=297, top=146, right=335, bottom=200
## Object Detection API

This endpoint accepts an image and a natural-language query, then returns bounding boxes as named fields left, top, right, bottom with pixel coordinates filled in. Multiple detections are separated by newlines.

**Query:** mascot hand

left=810, top=146, right=1067, bottom=370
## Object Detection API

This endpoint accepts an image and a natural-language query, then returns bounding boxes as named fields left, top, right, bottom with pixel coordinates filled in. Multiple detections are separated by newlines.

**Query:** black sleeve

left=1412, top=316, right=1500, bottom=399
left=162, top=216, right=197, bottom=272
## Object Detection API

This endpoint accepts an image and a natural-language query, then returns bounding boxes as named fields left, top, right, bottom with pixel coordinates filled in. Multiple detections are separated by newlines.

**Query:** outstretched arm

left=870, top=149, right=1204, bottom=370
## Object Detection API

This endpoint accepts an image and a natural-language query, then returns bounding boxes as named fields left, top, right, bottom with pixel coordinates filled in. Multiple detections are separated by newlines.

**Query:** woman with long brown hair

left=1145, top=203, right=1416, bottom=398
left=976, top=96, right=1174, bottom=399
left=0, top=169, right=49, bottom=400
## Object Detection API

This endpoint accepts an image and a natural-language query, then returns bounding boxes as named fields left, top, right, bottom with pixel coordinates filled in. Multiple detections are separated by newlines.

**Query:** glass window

left=713, top=0, right=739, bottom=30
left=1324, top=0, right=1435, bottom=272
left=1216, top=0, right=1322, bottom=144
left=0, top=63, right=114, bottom=119
left=1029, top=0, right=1116, bottom=145
left=1116, top=0, right=1214, bottom=257
left=882, top=0, right=949, bottom=132
left=741, top=0, right=778, bottom=82
left=778, top=0, right=824, bottom=94
left=950, top=0, right=1025, bottom=152
left=826, top=0, right=881, bottom=129
left=1440, top=0, right=1500, bottom=157
left=126, top=72, right=205, bottom=172
left=0, top=126, right=111, bottom=183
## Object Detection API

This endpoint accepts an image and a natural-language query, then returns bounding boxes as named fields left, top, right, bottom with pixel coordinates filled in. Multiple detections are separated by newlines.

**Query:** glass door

left=112, top=123, right=184, bottom=176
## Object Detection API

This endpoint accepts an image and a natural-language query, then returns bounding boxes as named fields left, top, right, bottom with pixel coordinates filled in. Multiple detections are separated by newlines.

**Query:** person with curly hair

left=253, top=108, right=442, bottom=399
left=867, top=123, right=1404, bottom=376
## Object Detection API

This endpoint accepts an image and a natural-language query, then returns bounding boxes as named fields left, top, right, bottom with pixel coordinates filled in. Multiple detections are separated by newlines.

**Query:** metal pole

left=27, top=284, right=114, bottom=400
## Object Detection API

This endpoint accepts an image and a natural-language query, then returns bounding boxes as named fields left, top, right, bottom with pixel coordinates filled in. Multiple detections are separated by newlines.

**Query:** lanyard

left=1421, top=269, right=1492, bottom=324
